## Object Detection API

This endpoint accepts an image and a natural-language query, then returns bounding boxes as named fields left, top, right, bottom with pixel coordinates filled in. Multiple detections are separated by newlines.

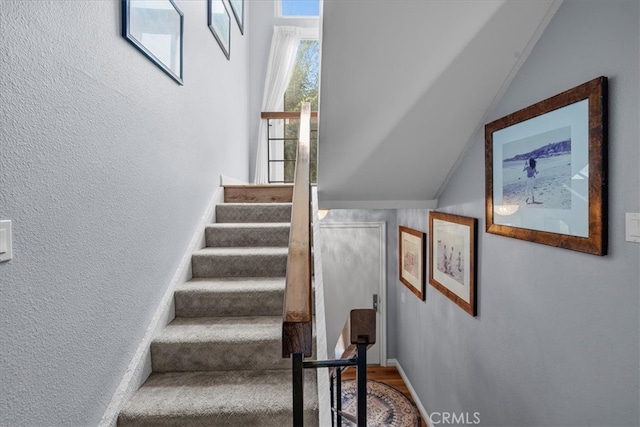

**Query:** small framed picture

left=398, top=226, right=426, bottom=300
left=208, top=0, right=231, bottom=60
left=429, top=212, right=477, bottom=316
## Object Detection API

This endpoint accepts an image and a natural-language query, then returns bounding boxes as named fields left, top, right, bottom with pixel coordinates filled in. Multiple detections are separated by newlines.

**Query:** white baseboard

left=387, top=358, right=431, bottom=427
left=220, top=174, right=249, bottom=185
left=99, top=184, right=224, bottom=427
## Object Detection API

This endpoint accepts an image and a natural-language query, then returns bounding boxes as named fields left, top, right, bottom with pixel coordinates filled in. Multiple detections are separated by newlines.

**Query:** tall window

left=284, top=40, right=319, bottom=112
left=279, top=0, right=320, bottom=17
left=283, top=40, right=319, bottom=182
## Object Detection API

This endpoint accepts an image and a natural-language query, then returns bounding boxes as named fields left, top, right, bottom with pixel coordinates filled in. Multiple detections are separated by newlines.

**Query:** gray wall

left=394, top=1, right=640, bottom=426
left=0, top=1, right=249, bottom=425
left=247, top=0, right=318, bottom=182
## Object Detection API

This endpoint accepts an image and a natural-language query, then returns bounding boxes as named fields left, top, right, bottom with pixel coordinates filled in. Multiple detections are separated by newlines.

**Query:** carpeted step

left=151, top=316, right=289, bottom=372
left=191, top=247, right=288, bottom=278
left=216, top=203, right=292, bottom=223
left=205, top=223, right=290, bottom=247
left=175, top=278, right=285, bottom=317
left=117, top=369, right=319, bottom=427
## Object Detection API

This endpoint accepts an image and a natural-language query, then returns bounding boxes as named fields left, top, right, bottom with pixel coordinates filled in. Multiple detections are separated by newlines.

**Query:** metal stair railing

left=305, top=308, right=377, bottom=427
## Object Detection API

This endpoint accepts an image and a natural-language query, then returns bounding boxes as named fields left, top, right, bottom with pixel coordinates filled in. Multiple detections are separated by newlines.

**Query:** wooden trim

left=261, top=111, right=318, bottom=120
left=223, top=184, right=293, bottom=203
left=282, top=103, right=314, bottom=358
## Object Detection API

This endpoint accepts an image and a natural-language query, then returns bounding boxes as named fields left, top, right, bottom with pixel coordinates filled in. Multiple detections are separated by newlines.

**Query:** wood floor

left=341, top=365, right=428, bottom=426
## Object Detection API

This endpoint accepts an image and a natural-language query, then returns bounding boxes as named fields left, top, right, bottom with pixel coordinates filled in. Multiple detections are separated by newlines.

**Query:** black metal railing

left=307, top=307, right=376, bottom=426
left=262, top=111, right=318, bottom=184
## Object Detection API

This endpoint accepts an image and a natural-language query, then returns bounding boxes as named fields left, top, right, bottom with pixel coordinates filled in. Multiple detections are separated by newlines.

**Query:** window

left=284, top=40, right=319, bottom=112
left=279, top=0, right=319, bottom=17
left=268, top=39, right=319, bottom=184
left=283, top=40, right=319, bottom=182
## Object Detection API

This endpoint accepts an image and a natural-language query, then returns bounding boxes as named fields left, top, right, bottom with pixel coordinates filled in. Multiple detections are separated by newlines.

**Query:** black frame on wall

left=121, top=0, right=184, bottom=85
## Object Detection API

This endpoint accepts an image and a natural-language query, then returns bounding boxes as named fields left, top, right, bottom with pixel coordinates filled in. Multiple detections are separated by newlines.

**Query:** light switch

left=0, top=220, right=12, bottom=262
left=626, top=213, right=640, bottom=243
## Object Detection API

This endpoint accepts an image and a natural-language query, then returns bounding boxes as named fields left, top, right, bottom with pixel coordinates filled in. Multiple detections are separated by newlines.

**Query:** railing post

left=356, top=340, right=367, bottom=427
left=266, top=118, right=272, bottom=183
left=335, top=368, right=342, bottom=427
left=292, top=352, right=304, bottom=427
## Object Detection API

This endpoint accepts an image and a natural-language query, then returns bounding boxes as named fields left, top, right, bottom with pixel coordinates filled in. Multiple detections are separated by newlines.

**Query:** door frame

left=319, top=221, right=387, bottom=366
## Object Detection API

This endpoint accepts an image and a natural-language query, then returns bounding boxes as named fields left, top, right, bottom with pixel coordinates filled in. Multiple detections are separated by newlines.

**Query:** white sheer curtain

left=254, top=26, right=303, bottom=184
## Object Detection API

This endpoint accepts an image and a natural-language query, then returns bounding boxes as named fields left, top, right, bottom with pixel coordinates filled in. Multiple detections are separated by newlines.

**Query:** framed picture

left=428, top=212, right=477, bottom=316
left=208, top=0, right=231, bottom=60
left=485, top=77, right=607, bottom=255
left=229, top=0, right=244, bottom=35
left=398, top=226, right=425, bottom=300
left=122, top=0, right=184, bottom=85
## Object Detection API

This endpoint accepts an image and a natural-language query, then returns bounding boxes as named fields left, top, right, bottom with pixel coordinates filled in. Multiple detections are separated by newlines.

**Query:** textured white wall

left=0, top=1, right=249, bottom=425
left=395, top=1, right=640, bottom=426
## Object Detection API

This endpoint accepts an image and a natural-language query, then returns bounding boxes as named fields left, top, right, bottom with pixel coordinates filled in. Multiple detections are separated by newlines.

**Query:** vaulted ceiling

left=317, top=0, right=562, bottom=208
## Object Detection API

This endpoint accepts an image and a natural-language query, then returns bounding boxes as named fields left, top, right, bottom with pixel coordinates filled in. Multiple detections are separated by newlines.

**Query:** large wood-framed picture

left=485, top=76, right=608, bottom=255
left=428, top=212, right=477, bottom=316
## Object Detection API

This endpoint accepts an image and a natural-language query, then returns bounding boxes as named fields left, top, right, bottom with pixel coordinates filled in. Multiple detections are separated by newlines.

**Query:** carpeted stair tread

left=191, top=247, right=288, bottom=278
left=175, top=278, right=285, bottom=317
left=216, top=203, right=292, bottom=223
left=118, top=369, right=318, bottom=427
left=151, top=316, right=288, bottom=372
left=155, top=316, right=282, bottom=343
left=205, top=222, right=290, bottom=247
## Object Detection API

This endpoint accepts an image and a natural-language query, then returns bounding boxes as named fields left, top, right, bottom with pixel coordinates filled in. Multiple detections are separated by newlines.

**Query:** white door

left=319, top=222, right=386, bottom=365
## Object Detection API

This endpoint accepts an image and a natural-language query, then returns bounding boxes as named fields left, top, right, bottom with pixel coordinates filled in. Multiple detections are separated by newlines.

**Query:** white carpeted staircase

left=118, top=185, right=319, bottom=426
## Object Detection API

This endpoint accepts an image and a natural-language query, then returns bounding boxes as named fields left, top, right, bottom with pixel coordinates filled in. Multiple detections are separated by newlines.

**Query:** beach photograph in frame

left=121, top=0, right=184, bottom=84
left=428, top=212, right=477, bottom=316
left=485, top=76, right=607, bottom=255
left=399, top=226, right=425, bottom=300
left=208, top=0, right=231, bottom=60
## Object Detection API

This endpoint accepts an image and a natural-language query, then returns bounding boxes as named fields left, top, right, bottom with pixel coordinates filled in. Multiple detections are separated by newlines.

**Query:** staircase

left=118, top=185, right=319, bottom=426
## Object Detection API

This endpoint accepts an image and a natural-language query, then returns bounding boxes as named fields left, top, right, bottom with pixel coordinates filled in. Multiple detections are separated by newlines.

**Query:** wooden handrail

left=333, top=309, right=377, bottom=361
left=261, top=111, right=318, bottom=120
left=282, top=102, right=313, bottom=358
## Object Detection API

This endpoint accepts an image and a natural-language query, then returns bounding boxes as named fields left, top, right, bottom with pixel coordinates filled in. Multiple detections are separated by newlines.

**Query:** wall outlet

left=0, top=220, right=12, bottom=262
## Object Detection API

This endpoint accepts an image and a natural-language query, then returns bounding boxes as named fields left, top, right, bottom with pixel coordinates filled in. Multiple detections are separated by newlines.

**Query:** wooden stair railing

left=282, top=101, right=313, bottom=359
left=261, top=111, right=319, bottom=120
left=282, top=103, right=376, bottom=426
left=281, top=102, right=313, bottom=426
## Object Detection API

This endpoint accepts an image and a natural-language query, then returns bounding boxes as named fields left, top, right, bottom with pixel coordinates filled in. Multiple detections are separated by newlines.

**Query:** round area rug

left=338, top=379, right=421, bottom=427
